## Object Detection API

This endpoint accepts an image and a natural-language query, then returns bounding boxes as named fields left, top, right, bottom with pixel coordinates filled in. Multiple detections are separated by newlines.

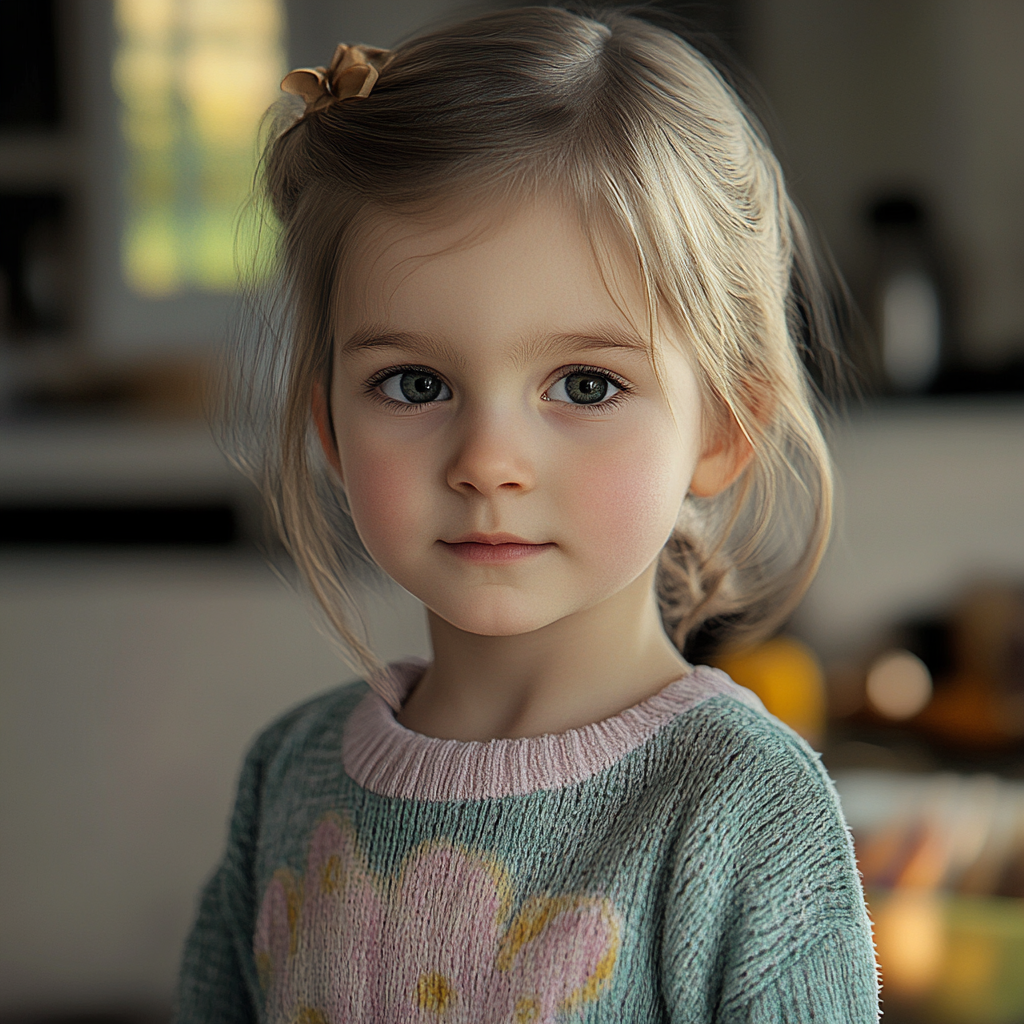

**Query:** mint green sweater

left=175, top=661, right=878, bottom=1023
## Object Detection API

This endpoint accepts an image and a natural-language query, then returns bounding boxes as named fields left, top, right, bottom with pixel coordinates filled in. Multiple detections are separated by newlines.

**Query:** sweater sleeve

left=660, top=701, right=879, bottom=1024
left=174, top=861, right=256, bottom=1024
left=173, top=715, right=289, bottom=1024
left=735, top=929, right=880, bottom=1024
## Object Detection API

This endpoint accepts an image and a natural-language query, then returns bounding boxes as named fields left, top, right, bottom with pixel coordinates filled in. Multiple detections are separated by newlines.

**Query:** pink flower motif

left=255, top=814, right=620, bottom=1023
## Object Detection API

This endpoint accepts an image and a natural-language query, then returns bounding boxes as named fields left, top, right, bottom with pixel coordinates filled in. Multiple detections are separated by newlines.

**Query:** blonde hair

left=229, top=5, right=847, bottom=678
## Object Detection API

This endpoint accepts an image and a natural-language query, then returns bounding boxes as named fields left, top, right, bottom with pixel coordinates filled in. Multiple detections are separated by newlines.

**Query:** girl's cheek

left=341, top=439, right=429, bottom=560
left=567, top=438, right=688, bottom=572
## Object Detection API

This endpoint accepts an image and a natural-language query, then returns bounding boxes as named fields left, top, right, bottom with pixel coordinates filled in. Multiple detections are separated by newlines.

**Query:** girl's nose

left=445, top=409, right=536, bottom=496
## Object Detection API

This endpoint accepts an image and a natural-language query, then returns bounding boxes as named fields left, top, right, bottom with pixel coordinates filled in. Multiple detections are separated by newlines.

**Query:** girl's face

left=326, top=197, right=731, bottom=638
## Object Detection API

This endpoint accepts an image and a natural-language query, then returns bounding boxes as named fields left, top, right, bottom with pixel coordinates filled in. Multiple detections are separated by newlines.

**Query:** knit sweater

left=175, top=660, right=879, bottom=1023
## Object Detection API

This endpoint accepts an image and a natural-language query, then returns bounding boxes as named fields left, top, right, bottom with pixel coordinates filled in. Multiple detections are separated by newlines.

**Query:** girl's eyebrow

left=339, top=324, right=649, bottom=364
left=519, top=330, right=650, bottom=361
left=340, top=326, right=468, bottom=368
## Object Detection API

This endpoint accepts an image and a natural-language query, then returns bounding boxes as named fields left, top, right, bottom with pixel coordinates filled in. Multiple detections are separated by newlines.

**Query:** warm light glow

left=114, top=0, right=285, bottom=296
left=866, top=649, right=933, bottom=720
left=873, top=890, right=946, bottom=997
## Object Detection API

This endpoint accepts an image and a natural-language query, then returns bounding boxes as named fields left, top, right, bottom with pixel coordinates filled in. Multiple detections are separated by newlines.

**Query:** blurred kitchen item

left=872, top=888, right=946, bottom=999
left=0, top=413, right=261, bottom=549
left=0, top=191, right=71, bottom=338
left=837, top=770, right=1024, bottom=899
left=868, top=195, right=946, bottom=395
left=831, top=584, right=1024, bottom=753
left=18, top=355, right=216, bottom=419
left=712, top=635, right=826, bottom=746
left=915, top=584, right=1024, bottom=749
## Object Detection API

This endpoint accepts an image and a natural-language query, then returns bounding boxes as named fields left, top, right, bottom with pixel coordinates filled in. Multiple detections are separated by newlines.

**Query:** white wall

left=0, top=552, right=429, bottom=1014
left=793, top=399, right=1024, bottom=657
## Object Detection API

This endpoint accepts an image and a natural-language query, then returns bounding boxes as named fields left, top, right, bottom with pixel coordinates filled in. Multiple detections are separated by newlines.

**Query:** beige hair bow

left=281, top=43, right=393, bottom=113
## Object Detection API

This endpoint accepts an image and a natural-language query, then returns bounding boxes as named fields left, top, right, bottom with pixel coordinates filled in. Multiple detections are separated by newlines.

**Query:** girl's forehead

left=344, top=195, right=589, bottom=280
left=336, top=195, right=653, bottom=345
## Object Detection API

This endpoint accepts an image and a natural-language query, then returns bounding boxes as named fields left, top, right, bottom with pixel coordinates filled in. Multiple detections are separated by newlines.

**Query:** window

left=113, top=0, right=284, bottom=297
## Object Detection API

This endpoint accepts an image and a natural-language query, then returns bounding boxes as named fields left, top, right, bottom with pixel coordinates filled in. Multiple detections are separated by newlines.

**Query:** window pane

left=114, top=0, right=284, bottom=297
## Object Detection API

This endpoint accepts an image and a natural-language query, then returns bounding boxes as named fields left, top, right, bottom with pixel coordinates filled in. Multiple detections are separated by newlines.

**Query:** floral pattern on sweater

left=254, top=813, right=621, bottom=1023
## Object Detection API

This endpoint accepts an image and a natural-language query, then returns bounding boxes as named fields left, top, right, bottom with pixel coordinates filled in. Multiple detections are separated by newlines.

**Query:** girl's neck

left=395, top=565, right=691, bottom=741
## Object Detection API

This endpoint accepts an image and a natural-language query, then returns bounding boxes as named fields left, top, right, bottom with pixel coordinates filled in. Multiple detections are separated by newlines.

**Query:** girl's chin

left=434, top=614, right=554, bottom=639
left=424, top=598, right=570, bottom=639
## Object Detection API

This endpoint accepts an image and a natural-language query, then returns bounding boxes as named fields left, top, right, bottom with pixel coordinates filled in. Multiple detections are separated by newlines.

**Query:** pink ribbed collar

left=342, top=660, right=759, bottom=801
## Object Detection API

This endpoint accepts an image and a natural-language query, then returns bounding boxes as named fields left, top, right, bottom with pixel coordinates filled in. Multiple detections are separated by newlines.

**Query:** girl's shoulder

left=675, top=662, right=821, bottom=759
left=666, top=666, right=842, bottom=824
left=240, top=676, right=370, bottom=781
left=627, top=667, right=855, bottom=886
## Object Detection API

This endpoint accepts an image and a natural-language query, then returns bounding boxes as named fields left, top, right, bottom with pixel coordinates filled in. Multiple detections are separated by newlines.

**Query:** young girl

left=177, top=7, right=878, bottom=1022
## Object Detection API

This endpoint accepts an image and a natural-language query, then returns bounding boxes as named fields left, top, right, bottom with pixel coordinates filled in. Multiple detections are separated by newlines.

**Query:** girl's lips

left=439, top=535, right=555, bottom=563
left=446, top=532, right=539, bottom=545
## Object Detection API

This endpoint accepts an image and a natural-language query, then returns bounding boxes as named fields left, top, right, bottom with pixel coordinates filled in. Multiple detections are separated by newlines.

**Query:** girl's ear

left=312, top=382, right=343, bottom=479
left=689, top=412, right=755, bottom=497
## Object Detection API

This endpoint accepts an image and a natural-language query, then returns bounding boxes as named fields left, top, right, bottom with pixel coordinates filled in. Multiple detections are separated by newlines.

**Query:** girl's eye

left=546, top=370, right=623, bottom=406
left=378, top=370, right=452, bottom=404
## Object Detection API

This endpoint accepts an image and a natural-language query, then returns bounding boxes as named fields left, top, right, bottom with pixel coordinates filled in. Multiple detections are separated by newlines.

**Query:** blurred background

left=0, top=1, right=1022, bottom=1021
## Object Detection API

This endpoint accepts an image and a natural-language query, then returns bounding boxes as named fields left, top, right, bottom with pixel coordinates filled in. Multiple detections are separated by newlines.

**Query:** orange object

left=915, top=670, right=1017, bottom=748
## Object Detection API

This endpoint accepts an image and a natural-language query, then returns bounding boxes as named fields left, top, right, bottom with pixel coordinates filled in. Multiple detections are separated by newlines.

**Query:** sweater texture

left=175, top=661, right=879, bottom=1023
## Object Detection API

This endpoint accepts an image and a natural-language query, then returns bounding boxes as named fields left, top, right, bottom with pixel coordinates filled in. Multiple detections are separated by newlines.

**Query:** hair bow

left=281, top=43, right=393, bottom=113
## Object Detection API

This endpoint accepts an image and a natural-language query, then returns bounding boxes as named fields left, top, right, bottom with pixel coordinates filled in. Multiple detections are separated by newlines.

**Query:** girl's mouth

left=439, top=533, right=555, bottom=563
